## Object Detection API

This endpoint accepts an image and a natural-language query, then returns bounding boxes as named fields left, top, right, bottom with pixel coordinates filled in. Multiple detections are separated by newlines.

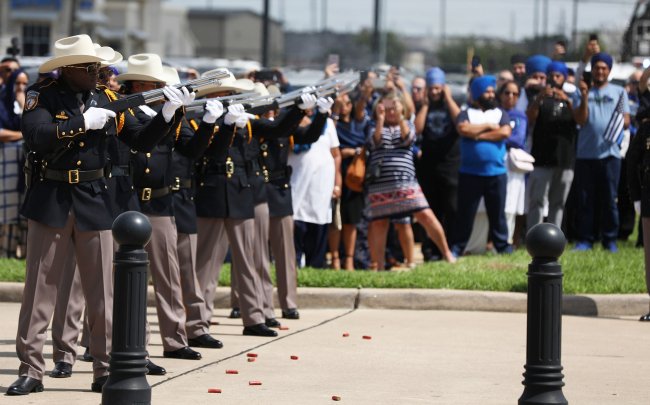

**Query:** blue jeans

left=450, top=173, right=510, bottom=255
left=574, top=157, right=621, bottom=245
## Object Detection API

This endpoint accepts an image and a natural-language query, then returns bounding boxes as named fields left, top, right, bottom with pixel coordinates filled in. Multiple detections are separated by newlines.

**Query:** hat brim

left=39, top=47, right=114, bottom=73
left=196, top=79, right=255, bottom=97
left=116, top=72, right=167, bottom=83
left=101, top=50, right=123, bottom=66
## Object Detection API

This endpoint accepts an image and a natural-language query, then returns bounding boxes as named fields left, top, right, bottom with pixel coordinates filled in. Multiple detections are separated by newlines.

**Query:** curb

left=0, top=282, right=646, bottom=317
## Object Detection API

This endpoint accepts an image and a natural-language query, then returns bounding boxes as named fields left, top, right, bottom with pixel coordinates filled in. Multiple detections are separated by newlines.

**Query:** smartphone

left=471, top=55, right=481, bottom=70
left=371, top=77, right=386, bottom=89
left=255, top=69, right=278, bottom=83
left=582, top=71, right=592, bottom=88
left=327, top=53, right=339, bottom=67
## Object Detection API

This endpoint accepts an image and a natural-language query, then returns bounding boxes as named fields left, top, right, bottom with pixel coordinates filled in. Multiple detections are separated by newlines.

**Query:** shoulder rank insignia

left=25, top=90, right=39, bottom=111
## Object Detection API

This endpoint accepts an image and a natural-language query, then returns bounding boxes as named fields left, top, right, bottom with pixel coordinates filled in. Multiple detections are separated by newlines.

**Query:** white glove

left=161, top=86, right=184, bottom=123
left=202, top=99, right=224, bottom=124
left=297, top=93, right=317, bottom=110
left=635, top=201, right=641, bottom=215
left=316, top=96, right=334, bottom=114
left=83, top=107, right=116, bottom=130
left=224, top=103, right=245, bottom=126
left=235, top=114, right=251, bottom=128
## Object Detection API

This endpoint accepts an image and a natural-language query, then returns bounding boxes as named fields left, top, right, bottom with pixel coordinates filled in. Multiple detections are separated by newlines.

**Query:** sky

left=167, top=0, right=638, bottom=41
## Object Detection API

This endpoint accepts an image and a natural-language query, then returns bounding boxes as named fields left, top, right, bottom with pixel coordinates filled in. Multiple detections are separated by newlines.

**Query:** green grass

left=0, top=240, right=645, bottom=294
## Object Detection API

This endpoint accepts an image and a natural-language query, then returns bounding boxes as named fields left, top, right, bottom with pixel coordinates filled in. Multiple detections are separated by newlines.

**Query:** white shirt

left=289, top=118, right=340, bottom=224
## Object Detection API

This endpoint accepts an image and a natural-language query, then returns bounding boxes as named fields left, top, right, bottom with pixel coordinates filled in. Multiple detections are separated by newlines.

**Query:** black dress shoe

left=640, top=312, right=650, bottom=321
left=146, top=360, right=166, bottom=376
left=49, top=361, right=72, bottom=378
left=81, top=346, right=94, bottom=362
left=163, top=346, right=202, bottom=360
left=229, top=307, right=241, bottom=319
left=243, top=323, right=278, bottom=337
left=282, top=308, right=300, bottom=319
left=265, top=318, right=281, bottom=328
left=90, top=375, right=108, bottom=393
left=188, top=334, right=223, bottom=349
left=6, top=376, right=44, bottom=396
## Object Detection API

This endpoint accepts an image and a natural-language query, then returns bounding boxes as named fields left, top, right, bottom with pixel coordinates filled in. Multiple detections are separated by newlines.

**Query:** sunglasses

left=63, top=63, right=101, bottom=74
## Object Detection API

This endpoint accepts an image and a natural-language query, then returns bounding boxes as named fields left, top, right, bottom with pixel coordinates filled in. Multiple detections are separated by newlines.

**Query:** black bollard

left=518, top=223, right=568, bottom=405
left=102, top=211, right=152, bottom=405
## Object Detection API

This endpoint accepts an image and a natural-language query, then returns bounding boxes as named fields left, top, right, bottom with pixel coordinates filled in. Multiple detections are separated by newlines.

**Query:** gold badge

left=55, top=111, right=69, bottom=120
left=25, top=90, right=39, bottom=111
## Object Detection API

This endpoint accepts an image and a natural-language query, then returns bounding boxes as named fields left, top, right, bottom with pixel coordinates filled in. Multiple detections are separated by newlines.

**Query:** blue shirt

left=505, top=108, right=527, bottom=150
left=572, top=83, right=630, bottom=159
left=457, top=108, right=510, bottom=176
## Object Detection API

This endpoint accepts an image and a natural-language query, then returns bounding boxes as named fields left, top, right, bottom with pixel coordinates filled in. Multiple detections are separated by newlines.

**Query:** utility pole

left=262, top=0, right=270, bottom=67
left=373, top=0, right=381, bottom=63
left=571, top=0, right=579, bottom=52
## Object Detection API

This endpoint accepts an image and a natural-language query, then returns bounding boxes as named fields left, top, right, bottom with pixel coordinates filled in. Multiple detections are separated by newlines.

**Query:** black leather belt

left=137, top=186, right=171, bottom=201
left=42, top=167, right=105, bottom=184
left=110, top=165, right=130, bottom=177
left=171, top=177, right=192, bottom=191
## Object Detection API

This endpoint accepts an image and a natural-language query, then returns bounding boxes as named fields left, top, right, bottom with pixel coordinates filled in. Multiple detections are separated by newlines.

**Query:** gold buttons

left=76, top=160, right=82, bottom=166
left=79, top=141, right=85, bottom=147
left=279, top=143, right=284, bottom=147
left=200, top=182, right=204, bottom=186
left=284, top=184, right=289, bottom=188
left=61, top=131, right=66, bottom=135
left=262, top=151, right=268, bottom=157
left=255, top=171, right=260, bottom=176
left=146, top=153, right=151, bottom=158
left=79, top=128, right=83, bottom=131
left=145, top=168, right=150, bottom=174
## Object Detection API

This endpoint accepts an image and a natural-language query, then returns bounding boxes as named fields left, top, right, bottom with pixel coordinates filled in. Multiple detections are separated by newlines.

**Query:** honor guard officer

left=118, top=54, right=220, bottom=360
left=165, top=67, right=226, bottom=350
left=256, top=92, right=334, bottom=321
left=194, top=88, right=311, bottom=337
left=7, top=34, right=187, bottom=396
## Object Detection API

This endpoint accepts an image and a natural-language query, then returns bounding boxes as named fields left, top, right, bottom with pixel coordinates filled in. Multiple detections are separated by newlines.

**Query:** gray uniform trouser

left=177, top=232, right=209, bottom=338
left=269, top=215, right=298, bottom=311
left=527, top=166, right=574, bottom=229
left=231, top=203, right=275, bottom=319
left=144, top=215, right=188, bottom=351
left=17, top=215, right=113, bottom=380
left=643, top=218, right=650, bottom=298
left=51, top=255, right=83, bottom=365
left=197, top=217, right=265, bottom=327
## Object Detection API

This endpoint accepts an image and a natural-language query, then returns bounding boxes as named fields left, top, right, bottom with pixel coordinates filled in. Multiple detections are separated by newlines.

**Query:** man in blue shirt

left=572, top=52, right=631, bottom=252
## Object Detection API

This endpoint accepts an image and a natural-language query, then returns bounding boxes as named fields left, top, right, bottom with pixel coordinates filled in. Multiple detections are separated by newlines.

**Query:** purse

left=344, top=147, right=366, bottom=192
left=507, top=147, right=535, bottom=173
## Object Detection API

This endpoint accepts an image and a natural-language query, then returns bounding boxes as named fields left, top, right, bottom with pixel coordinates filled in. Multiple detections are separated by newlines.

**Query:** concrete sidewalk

left=0, top=302, right=649, bottom=404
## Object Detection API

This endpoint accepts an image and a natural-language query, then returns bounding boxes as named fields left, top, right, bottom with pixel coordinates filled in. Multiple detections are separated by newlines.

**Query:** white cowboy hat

left=195, top=69, right=255, bottom=97
left=39, top=34, right=115, bottom=73
left=116, top=53, right=167, bottom=83
left=163, top=66, right=181, bottom=86
left=94, top=43, right=123, bottom=66
left=253, top=82, right=271, bottom=97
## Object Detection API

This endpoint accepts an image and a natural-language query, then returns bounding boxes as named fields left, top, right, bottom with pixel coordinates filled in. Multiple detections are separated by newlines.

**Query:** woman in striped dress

left=366, top=92, right=455, bottom=269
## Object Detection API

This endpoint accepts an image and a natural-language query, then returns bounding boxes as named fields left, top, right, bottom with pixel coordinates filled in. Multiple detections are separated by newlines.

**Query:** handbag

left=344, top=147, right=366, bottom=192
left=507, top=147, right=535, bottom=173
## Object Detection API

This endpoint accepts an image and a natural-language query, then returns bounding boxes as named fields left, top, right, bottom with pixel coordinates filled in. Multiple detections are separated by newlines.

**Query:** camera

left=254, top=69, right=280, bottom=83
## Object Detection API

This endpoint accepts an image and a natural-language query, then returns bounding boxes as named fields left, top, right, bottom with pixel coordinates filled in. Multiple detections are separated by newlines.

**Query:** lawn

left=0, top=239, right=645, bottom=294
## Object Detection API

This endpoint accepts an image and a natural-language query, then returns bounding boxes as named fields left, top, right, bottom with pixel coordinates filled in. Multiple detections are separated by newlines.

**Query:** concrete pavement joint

left=150, top=308, right=357, bottom=388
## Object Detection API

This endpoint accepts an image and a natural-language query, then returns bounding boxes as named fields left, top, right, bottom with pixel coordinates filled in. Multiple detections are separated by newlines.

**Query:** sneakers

left=603, top=241, right=618, bottom=253
left=573, top=241, right=593, bottom=251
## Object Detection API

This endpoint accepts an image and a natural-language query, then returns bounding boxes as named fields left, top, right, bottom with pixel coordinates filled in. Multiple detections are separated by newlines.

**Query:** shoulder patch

left=25, top=90, right=40, bottom=111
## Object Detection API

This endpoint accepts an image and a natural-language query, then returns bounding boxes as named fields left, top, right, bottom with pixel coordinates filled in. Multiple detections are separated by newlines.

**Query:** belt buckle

left=68, top=169, right=80, bottom=184
left=225, top=160, right=234, bottom=177
left=171, top=177, right=181, bottom=191
left=141, top=188, right=152, bottom=201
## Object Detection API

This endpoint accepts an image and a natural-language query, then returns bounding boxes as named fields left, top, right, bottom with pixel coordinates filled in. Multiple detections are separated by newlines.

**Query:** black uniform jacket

left=130, top=105, right=214, bottom=219
left=195, top=106, right=305, bottom=220
left=172, top=117, right=216, bottom=234
left=627, top=119, right=650, bottom=217
left=261, top=111, right=328, bottom=217
left=21, top=79, right=174, bottom=231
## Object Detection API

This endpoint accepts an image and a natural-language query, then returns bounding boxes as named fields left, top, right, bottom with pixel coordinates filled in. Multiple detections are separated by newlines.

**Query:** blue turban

left=470, top=75, right=496, bottom=101
left=107, top=66, right=119, bottom=76
left=546, top=61, right=568, bottom=79
left=525, top=55, right=552, bottom=75
left=591, top=52, right=613, bottom=70
left=425, top=67, right=445, bottom=86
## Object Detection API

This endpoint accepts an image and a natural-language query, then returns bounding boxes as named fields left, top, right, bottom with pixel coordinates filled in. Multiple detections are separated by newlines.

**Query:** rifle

left=103, top=69, right=231, bottom=113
